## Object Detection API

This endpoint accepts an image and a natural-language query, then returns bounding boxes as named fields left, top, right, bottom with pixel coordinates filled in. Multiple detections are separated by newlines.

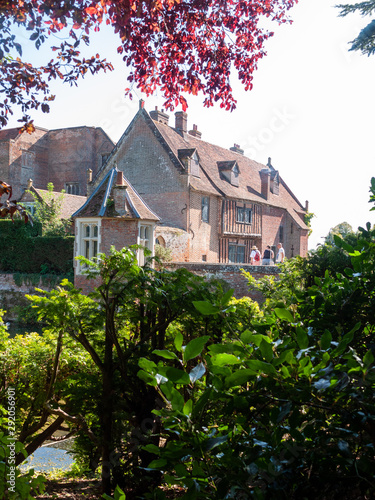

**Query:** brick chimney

left=229, top=143, right=244, bottom=155
left=175, top=111, right=188, bottom=135
left=27, top=178, right=33, bottom=189
left=150, top=106, right=169, bottom=125
left=112, top=171, right=127, bottom=216
left=260, top=168, right=270, bottom=200
left=305, top=200, right=309, bottom=212
left=188, top=124, right=202, bottom=139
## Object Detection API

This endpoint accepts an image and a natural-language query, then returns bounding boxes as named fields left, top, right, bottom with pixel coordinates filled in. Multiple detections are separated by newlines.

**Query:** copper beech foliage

left=0, top=180, right=31, bottom=223
left=0, top=0, right=297, bottom=132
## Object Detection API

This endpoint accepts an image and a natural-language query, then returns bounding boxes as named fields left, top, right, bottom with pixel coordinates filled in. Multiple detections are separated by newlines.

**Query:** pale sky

left=5, top=0, right=375, bottom=249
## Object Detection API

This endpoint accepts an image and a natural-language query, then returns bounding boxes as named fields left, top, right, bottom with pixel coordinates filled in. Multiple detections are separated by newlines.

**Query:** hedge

left=0, top=220, right=74, bottom=275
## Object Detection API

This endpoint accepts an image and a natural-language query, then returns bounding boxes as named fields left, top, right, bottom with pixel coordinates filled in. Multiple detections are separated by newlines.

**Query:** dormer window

left=270, top=171, right=280, bottom=195
left=218, top=161, right=240, bottom=187
left=178, top=149, right=200, bottom=177
left=191, top=152, right=200, bottom=177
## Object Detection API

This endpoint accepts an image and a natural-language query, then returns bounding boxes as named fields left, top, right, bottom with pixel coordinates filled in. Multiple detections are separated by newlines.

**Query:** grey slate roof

left=73, top=167, right=159, bottom=221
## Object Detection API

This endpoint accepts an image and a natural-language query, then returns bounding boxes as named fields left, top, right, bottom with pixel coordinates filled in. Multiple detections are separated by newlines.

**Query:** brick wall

left=74, top=218, right=139, bottom=292
left=101, top=218, right=138, bottom=253
left=0, top=127, right=114, bottom=200
left=166, top=262, right=280, bottom=301
left=260, top=204, right=285, bottom=257
left=48, top=127, right=114, bottom=196
left=0, top=141, right=10, bottom=185
left=7, top=128, right=49, bottom=199
left=0, top=273, right=56, bottom=320
left=189, top=191, right=220, bottom=263
left=74, top=261, right=279, bottom=302
left=156, top=227, right=190, bottom=262
left=94, top=116, right=190, bottom=230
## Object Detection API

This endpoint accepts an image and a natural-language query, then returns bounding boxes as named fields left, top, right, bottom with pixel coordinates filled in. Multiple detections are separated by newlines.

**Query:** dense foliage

left=0, top=0, right=297, bottom=129
left=137, top=189, right=375, bottom=499
left=26, top=247, right=230, bottom=496
left=337, top=1, right=375, bottom=56
left=27, top=183, right=72, bottom=237
left=1, top=182, right=374, bottom=498
left=0, top=220, right=73, bottom=275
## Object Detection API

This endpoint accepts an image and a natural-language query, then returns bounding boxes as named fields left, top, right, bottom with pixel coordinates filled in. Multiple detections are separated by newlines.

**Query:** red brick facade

left=0, top=126, right=114, bottom=199
left=89, top=103, right=309, bottom=265
left=74, top=218, right=139, bottom=292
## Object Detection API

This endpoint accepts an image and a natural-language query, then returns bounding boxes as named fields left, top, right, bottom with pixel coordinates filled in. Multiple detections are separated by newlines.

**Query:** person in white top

left=276, top=243, right=285, bottom=263
left=250, top=245, right=261, bottom=265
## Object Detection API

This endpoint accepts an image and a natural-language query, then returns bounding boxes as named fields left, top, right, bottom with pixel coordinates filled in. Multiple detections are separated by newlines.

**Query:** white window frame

left=75, top=218, right=101, bottom=274
left=137, top=222, right=155, bottom=266
left=21, top=202, right=37, bottom=216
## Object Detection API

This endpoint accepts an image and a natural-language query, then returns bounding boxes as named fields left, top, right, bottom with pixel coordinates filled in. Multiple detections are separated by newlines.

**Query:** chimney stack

left=229, top=143, right=244, bottom=155
left=150, top=106, right=169, bottom=126
left=175, top=111, right=188, bottom=135
left=116, top=170, right=126, bottom=186
left=305, top=200, right=309, bottom=212
left=113, top=171, right=128, bottom=216
left=260, top=168, right=270, bottom=200
left=188, top=124, right=202, bottom=139
left=27, top=178, right=33, bottom=189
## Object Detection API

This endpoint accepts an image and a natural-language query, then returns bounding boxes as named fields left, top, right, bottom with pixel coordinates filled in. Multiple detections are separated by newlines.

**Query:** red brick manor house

left=0, top=101, right=309, bottom=289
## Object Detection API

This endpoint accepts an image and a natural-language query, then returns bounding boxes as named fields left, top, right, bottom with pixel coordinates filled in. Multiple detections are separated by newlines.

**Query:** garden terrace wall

left=166, top=263, right=280, bottom=301
left=0, top=273, right=58, bottom=321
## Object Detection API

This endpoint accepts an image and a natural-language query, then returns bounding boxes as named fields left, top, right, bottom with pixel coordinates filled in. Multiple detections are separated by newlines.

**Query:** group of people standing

left=250, top=243, right=285, bottom=266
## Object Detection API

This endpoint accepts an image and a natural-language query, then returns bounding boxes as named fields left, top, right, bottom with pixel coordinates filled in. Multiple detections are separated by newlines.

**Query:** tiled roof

left=217, top=161, right=237, bottom=171
left=73, top=167, right=160, bottom=221
left=19, top=187, right=86, bottom=218
left=0, top=128, right=21, bottom=141
left=151, top=118, right=308, bottom=230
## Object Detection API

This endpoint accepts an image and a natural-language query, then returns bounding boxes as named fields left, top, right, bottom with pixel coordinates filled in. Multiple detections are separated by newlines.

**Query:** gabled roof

left=73, top=167, right=159, bottom=221
left=178, top=148, right=197, bottom=160
left=217, top=160, right=238, bottom=172
left=0, top=126, right=49, bottom=142
left=91, top=104, right=308, bottom=230
left=19, top=186, right=86, bottom=219
left=0, top=128, right=20, bottom=142
left=150, top=115, right=309, bottom=231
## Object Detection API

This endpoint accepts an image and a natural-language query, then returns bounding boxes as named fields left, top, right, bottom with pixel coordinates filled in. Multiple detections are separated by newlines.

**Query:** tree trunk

left=101, top=305, right=114, bottom=496
left=16, top=416, right=65, bottom=466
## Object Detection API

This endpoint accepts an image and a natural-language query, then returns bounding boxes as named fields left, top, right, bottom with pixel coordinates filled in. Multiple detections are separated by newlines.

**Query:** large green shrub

left=0, top=220, right=73, bottom=275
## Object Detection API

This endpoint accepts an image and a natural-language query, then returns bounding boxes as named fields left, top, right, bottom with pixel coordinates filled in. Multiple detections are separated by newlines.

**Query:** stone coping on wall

left=166, top=262, right=281, bottom=275
left=165, top=262, right=280, bottom=300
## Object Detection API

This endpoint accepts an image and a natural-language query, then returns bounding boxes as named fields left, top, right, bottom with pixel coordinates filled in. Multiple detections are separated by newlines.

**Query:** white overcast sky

left=6, top=0, right=375, bottom=249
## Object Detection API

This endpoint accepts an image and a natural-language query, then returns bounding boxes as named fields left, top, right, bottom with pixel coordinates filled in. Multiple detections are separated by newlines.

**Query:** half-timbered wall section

left=85, top=103, right=309, bottom=266
left=219, top=237, right=255, bottom=264
left=221, top=199, right=262, bottom=237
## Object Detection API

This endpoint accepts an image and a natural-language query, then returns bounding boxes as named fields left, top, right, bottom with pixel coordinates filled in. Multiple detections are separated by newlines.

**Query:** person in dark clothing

left=262, top=245, right=274, bottom=265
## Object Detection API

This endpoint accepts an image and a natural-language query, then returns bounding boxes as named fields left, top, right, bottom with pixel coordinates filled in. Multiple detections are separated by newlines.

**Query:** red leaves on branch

left=0, top=0, right=297, bottom=127
left=0, top=181, right=31, bottom=224
left=0, top=182, right=12, bottom=200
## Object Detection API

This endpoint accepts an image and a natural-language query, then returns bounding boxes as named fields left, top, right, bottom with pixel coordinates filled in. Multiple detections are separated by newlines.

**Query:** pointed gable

left=217, top=160, right=240, bottom=187
left=73, top=167, right=159, bottom=222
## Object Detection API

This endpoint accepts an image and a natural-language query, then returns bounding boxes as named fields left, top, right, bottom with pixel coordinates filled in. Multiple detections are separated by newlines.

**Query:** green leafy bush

left=0, top=220, right=73, bottom=275
left=140, top=300, right=375, bottom=499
